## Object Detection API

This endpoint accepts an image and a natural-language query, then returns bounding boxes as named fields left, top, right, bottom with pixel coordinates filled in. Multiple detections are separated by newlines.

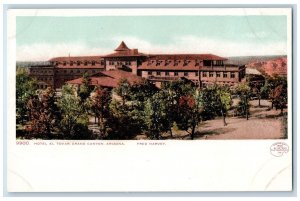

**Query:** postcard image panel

left=7, top=8, right=292, bottom=192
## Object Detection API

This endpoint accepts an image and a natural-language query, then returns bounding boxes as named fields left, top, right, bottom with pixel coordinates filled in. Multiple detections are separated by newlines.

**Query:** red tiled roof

left=139, top=54, right=228, bottom=70
left=104, top=41, right=146, bottom=57
left=56, top=65, right=105, bottom=69
left=67, top=70, right=143, bottom=88
left=147, top=54, right=227, bottom=61
left=49, top=56, right=103, bottom=62
left=115, top=41, right=130, bottom=51
left=104, top=51, right=146, bottom=57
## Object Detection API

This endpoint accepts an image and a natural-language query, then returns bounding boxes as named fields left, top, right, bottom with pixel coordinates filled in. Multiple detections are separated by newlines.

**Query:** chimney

left=131, top=49, right=138, bottom=55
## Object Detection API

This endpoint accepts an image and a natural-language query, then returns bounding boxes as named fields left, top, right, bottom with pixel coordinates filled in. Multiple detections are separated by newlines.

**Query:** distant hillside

left=16, top=61, right=51, bottom=68
left=226, top=55, right=286, bottom=66
left=245, top=57, right=287, bottom=76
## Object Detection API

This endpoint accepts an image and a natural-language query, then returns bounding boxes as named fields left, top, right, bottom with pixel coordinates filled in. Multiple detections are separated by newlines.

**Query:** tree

left=264, top=76, right=287, bottom=109
left=249, top=81, right=264, bottom=107
left=114, top=78, right=132, bottom=106
left=78, top=73, right=91, bottom=101
left=216, top=86, right=232, bottom=126
left=16, top=68, right=37, bottom=124
left=105, top=100, right=142, bottom=140
left=144, top=92, right=171, bottom=139
left=90, top=87, right=111, bottom=135
left=272, top=84, right=287, bottom=115
left=26, top=87, right=59, bottom=139
left=58, top=84, right=91, bottom=139
left=161, top=79, right=195, bottom=129
left=176, top=89, right=203, bottom=140
left=235, top=83, right=251, bottom=120
left=130, top=79, right=158, bottom=103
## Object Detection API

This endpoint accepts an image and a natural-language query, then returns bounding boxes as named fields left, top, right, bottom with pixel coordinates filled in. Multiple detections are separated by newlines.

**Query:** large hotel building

left=28, top=41, right=246, bottom=89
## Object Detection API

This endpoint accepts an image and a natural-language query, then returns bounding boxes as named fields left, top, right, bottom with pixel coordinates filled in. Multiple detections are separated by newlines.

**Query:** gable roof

left=114, top=41, right=130, bottom=51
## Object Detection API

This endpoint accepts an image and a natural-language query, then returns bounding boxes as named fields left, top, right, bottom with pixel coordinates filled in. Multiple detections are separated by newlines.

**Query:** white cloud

left=113, top=35, right=287, bottom=57
left=17, top=36, right=287, bottom=61
left=16, top=43, right=111, bottom=61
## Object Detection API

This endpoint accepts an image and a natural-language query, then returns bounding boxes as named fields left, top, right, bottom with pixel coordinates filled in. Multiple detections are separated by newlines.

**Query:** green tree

left=272, top=84, right=287, bottom=115
left=216, top=86, right=232, bottom=126
left=106, top=100, right=142, bottom=140
left=16, top=68, right=37, bottom=124
left=249, top=81, right=265, bottom=107
left=235, top=83, right=251, bottom=120
left=114, top=78, right=132, bottom=106
left=90, top=87, right=111, bottom=135
left=78, top=73, right=91, bottom=102
left=58, top=84, right=91, bottom=139
left=144, top=92, right=171, bottom=139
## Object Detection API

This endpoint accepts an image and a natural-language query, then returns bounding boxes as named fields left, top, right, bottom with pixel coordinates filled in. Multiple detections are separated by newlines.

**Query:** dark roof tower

left=114, top=41, right=130, bottom=51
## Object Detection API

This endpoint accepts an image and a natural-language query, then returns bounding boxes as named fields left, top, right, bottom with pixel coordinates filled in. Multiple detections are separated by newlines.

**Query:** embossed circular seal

left=270, top=142, right=289, bottom=157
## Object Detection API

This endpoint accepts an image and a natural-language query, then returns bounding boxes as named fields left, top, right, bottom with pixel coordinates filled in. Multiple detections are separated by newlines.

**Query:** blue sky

left=16, top=16, right=287, bottom=61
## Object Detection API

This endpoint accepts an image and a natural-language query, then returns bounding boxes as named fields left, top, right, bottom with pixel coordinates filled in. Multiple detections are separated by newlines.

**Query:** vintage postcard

left=6, top=8, right=292, bottom=192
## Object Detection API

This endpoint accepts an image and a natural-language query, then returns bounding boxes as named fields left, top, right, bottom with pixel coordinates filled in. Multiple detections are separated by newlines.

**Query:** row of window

left=57, top=61, right=104, bottom=66
left=148, top=71, right=198, bottom=77
left=55, top=69, right=100, bottom=74
left=203, top=72, right=236, bottom=78
left=108, top=61, right=132, bottom=65
left=31, top=70, right=52, bottom=74
left=37, top=77, right=53, bottom=81
left=147, top=71, right=236, bottom=78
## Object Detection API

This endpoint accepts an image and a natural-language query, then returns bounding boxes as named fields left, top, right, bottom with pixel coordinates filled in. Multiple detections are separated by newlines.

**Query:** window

left=63, top=61, right=66, bottom=66
left=216, top=72, right=221, bottom=77
left=100, top=61, right=105, bottom=65
left=92, top=61, right=96, bottom=66
left=156, top=61, right=162, bottom=66
left=183, top=60, right=190, bottom=66
left=70, top=61, right=74, bottom=66
left=77, top=70, right=80, bottom=73
left=174, top=60, right=179, bottom=66
left=230, top=73, right=235, bottom=78
left=92, top=70, right=96, bottom=73
left=209, top=72, right=214, bottom=77
left=184, top=72, right=189, bottom=77
left=70, top=70, right=73, bottom=73
left=166, top=72, right=170, bottom=76
left=64, top=70, right=67, bottom=73
left=77, top=61, right=81, bottom=66
left=148, top=71, right=152, bottom=75
left=203, top=72, right=207, bottom=77
left=195, top=72, right=199, bottom=76
left=156, top=71, right=161, bottom=76
left=174, top=72, right=179, bottom=76
left=84, top=61, right=88, bottom=66
left=165, top=60, right=171, bottom=66
left=223, top=72, right=228, bottom=78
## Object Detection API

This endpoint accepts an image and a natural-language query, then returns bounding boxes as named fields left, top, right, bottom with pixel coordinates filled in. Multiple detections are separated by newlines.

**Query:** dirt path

left=164, top=99, right=286, bottom=140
